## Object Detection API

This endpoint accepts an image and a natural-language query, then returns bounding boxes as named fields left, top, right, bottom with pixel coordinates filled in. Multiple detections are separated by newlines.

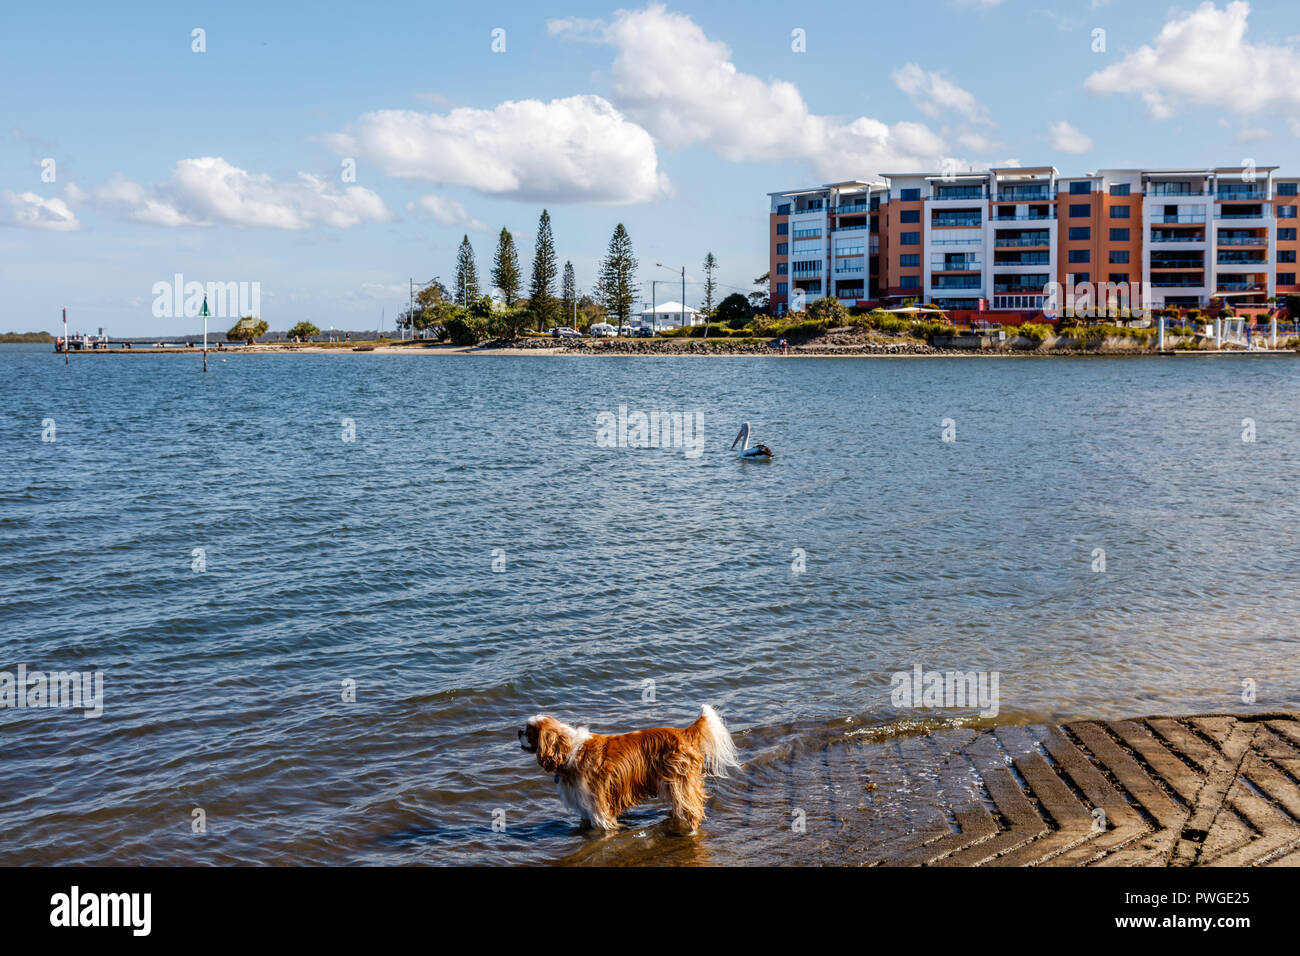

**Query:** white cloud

left=1084, top=2, right=1300, bottom=120
left=892, top=64, right=991, bottom=124
left=1233, top=127, right=1275, bottom=144
left=330, top=95, right=669, bottom=205
left=409, top=194, right=487, bottom=230
left=1048, top=120, right=1094, bottom=154
left=0, top=190, right=79, bottom=231
left=84, top=158, right=392, bottom=229
left=549, top=4, right=953, bottom=179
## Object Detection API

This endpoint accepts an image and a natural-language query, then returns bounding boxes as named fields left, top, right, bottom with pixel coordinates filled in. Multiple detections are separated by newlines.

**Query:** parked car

left=617, top=324, right=634, bottom=336
left=636, top=326, right=655, bottom=337
left=590, top=323, right=617, bottom=337
left=550, top=327, right=581, bottom=339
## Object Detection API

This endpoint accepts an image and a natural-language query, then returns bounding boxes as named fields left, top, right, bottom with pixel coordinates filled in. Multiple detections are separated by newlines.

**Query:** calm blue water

left=1, top=344, right=1298, bottom=864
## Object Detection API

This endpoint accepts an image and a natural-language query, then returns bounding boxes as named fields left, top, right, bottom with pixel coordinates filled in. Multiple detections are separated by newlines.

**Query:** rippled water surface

left=1, top=345, right=1298, bottom=864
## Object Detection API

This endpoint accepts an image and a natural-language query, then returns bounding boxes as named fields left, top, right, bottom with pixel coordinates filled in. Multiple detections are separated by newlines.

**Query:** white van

left=590, top=322, right=617, bottom=337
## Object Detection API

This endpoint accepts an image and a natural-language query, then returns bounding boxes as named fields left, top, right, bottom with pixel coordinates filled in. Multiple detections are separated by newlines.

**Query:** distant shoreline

left=42, top=336, right=1298, bottom=358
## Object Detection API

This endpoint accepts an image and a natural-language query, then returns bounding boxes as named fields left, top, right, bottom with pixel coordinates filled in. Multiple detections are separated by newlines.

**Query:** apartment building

left=768, top=165, right=1300, bottom=317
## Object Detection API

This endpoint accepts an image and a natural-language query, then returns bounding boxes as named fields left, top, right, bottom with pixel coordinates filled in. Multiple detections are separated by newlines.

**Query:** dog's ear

left=536, top=720, right=571, bottom=773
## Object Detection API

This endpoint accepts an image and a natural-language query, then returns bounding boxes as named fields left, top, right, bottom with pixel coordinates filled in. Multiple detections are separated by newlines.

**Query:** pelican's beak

left=731, top=427, right=744, bottom=449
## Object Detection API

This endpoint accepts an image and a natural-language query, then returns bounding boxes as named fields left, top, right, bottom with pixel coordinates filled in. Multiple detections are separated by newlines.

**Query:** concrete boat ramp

left=563, top=711, right=1300, bottom=866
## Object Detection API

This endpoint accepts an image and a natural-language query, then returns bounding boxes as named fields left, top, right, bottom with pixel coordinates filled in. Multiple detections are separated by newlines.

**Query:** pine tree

left=454, top=235, right=480, bottom=306
left=702, top=252, right=718, bottom=315
left=597, top=223, right=639, bottom=325
left=529, top=209, right=558, bottom=331
left=492, top=227, right=521, bottom=307
left=561, top=261, right=577, bottom=327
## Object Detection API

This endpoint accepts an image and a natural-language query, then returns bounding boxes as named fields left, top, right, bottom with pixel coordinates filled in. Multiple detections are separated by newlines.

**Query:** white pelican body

left=732, top=421, right=773, bottom=460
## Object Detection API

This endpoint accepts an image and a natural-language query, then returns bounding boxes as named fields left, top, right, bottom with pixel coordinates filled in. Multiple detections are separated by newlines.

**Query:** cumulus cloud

left=329, top=95, right=669, bottom=204
left=0, top=190, right=79, bottom=231
left=1084, top=2, right=1300, bottom=120
left=409, top=194, right=487, bottom=230
left=548, top=4, right=953, bottom=179
left=892, top=64, right=991, bottom=124
left=83, top=158, right=392, bottom=229
left=1048, top=120, right=1093, bottom=154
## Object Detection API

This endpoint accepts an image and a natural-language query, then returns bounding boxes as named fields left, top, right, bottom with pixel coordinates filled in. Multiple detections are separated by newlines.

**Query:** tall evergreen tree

left=491, top=227, right=521, bottom=306
left=560, top=261, right=577, bottom=327
left=454, top=235, right=480, bottom=305
left=702, top=252, right=718, bottom=315
left=597, top=223, right=639, bottom=325
left=529, top=209, right=558, bottom=331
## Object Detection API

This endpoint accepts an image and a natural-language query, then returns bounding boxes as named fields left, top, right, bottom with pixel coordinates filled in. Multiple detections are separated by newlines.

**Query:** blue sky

left=3, top=0, right=1299, bottom=335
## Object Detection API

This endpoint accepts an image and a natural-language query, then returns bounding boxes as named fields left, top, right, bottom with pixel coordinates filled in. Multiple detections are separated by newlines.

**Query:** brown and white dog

left=518, top=705, right=741, bottom=834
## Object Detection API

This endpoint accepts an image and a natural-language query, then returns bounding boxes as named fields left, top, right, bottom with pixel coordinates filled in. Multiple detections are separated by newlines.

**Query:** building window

left=1070, top=272, right=1091, bottom=284
left=776, top=262, right=788, bottom=274
left=1278, top=183, right=1298, bottom=196
left=777, top=203, right=791, bottom=215
left=1108, top=273, right=1129, bottom=284
left=1279, top=273, right=1296, bottom=285
left=776, top=282, right=788, bottom=294
left=900, top=254, right=920, bottom=267
left=1068, top=227, right=1090, bottom=241
left=900, top=209, right=920, bottom=223
left=1109, top=250, right=1130, bottom=264
left=1279, top=205, right=1297, bottom=219
left=776, top=223, right=788, bottom=235
left=1279, top=250, right=1297, bottom=263
left=1109, top=183, right=1130, bottom=197
left=776, top=242, right=788, bottom=255
left=1109, top=205, right=1130, bottom=218
left=1109, top=228, right=1130, bottom=241
left=1068, top=249, right=1090, bottom=263
left=901, top=232, right=921, bottom=245
left=1280, top=228, right=1297, bottom=241
left=1069, top=203, right=1090, bottom=218
left=900, top=188, right=921, bottom=201
left=1069, top=181, right=1092, bottom=195
left=899, top=275, right=920, bottom=289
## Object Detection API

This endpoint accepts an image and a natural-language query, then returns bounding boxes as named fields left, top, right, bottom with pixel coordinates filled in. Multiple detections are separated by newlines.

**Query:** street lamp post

left=656, top=263, right=694, bottom=338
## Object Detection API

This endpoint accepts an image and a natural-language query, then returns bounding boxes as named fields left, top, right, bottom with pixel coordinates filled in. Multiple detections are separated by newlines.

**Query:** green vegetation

left=453, top=235, right=480, bottom=305
left=1015, top=322, right=1053, bottom=344
left=286, top=321, right=320, bottom=341
left=226, top=316, right=268, bottom=344
left=714, top=292, right=751, bottom=329
left=701, top=252, right=718, bottom=316
left=491, top=228, right=521, bottom=307
left=597, top=223, right=638, bottom=326
left=529, top=209, right=558, bottom=331
left=0, top=331, right=55, bottom=343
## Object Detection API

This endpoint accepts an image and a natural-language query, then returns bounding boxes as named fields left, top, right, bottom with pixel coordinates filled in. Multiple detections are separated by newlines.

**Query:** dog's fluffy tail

left=687, top=704, right=742, bottom=777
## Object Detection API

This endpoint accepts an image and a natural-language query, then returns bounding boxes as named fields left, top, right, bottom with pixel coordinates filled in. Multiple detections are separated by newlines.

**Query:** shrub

left=1017, top=322, right=1053, bottom=344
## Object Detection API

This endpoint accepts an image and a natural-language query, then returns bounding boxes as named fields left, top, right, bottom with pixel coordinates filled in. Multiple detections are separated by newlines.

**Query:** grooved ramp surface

left=559, top=712, right=1300, bottom=866
left=819, top=712, right=1300, bottom=866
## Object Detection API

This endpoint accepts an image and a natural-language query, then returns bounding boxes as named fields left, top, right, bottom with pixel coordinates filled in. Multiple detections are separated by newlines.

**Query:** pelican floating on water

left=732, top=421, right=773, bottom=460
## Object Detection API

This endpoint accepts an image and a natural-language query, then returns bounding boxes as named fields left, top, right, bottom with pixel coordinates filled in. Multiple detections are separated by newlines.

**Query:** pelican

left=731, top=421, right=773, bottom=460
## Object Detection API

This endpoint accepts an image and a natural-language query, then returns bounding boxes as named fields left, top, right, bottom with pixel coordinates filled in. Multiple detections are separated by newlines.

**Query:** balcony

left=932, top=277, right=982, bottom=290
left=995, top=234, right=1051, bottom=247
left=1215, top=208, right=1271, bottom=220
left=994, top=253, right=1051, bottom=266
left=992, top=211, right=1055, bottom=221
left=1150, top=277, right=1205, bottom=288
left=931, top=235, right=983, bottom=246
left=931, top=188, right=986, bottom=201
left=1217, top=235, right=1268, bottom=246
left=992, top=294, right=1046, bottom=310
left=1151, top=214, right=1206, bottom=224
left=1149, top=258, right=1205, bottom=269
left=833, top=203, right=869, bottom=215
left=997, top=189, right=1050, bottom=202
left=1149, top=185, right=1204, bottom=197
left=1217, top=189, right=1268, bottom=201
left=834, top=265, right=865, bottom=274
left=1216, top=253, right=1267, bottom=265
left=931, top=255, right=982, bottom=270
left=932, top=214, right=982, bottom=228
left=1217, top=280, right=1263, bottom=291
